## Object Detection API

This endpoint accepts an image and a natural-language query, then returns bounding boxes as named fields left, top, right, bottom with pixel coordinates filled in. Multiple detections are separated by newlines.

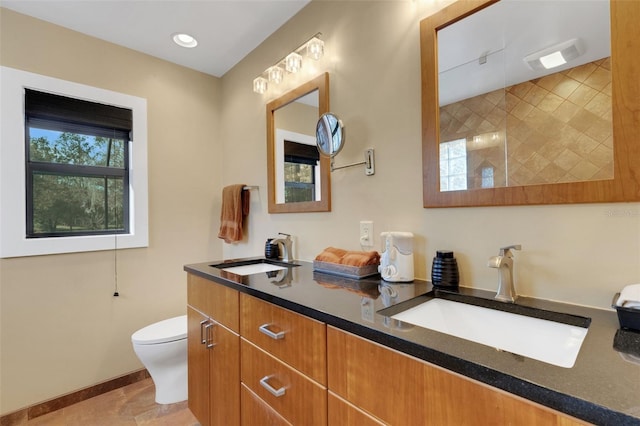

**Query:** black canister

left=431, top=250, right=459, bottom=288
left=264, top=239, right=279, bottom=259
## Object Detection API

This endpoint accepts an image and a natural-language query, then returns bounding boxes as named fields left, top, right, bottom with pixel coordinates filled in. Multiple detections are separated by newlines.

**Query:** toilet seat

left=132, top=315, right=187, bottom=345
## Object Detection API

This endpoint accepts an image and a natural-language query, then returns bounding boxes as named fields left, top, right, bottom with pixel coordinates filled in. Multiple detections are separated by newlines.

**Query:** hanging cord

left=113, top=234, right=119, bottom=297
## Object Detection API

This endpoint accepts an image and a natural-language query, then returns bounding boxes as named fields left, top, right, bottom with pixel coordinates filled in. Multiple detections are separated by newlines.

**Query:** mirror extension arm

left=331, top=148, right=375, bottom=176
left=316, top=112, right=375, bottom=176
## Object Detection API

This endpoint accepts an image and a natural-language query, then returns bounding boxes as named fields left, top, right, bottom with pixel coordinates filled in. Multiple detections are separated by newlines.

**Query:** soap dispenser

left=264, top=239, right=279, bottom=259
left=431, top=250, right=459, bottom=288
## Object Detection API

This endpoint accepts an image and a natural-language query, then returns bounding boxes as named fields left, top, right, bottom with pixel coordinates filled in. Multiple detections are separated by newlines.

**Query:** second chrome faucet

left=488, top=245, right=521, bottom=303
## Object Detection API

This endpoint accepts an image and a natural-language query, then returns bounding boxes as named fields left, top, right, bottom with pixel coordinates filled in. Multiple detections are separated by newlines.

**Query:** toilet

left=131, top=315, right=188, bottom=404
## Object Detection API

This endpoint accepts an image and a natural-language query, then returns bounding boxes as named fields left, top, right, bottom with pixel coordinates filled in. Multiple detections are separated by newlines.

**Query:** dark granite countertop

left=184, top=258, right=640, bottom=425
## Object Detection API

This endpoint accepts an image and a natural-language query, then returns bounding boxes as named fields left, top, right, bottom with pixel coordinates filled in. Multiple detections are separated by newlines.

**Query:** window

left=274, top=129, right=321, bottom=203
left=439, top=139, right=468, bottom=191
left=25, top=90, right=132, bottom=238
left=1, top=66, right=148, bottom=257
left=481, top=166, right=495, bottom=188
left=283, top=140, right=318, bottom=203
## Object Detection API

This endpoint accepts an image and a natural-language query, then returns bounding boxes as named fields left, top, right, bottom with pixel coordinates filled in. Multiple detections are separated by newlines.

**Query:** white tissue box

left=612, top=284, right=640, bottom=331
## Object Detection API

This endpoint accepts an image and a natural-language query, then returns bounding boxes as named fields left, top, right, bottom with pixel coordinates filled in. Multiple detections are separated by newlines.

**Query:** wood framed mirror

left=267, top=73, right=330, bottom=213
left=420, top=0, right=640, bottom=207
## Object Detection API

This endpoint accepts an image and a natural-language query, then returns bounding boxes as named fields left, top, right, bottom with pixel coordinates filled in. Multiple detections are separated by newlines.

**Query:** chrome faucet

left=488, top=245, right=521, bottom=303
left=271, top=233, right=293, bottom=262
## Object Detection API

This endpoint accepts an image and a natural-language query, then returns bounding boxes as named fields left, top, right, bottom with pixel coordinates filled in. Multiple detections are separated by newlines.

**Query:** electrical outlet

left=360, top=221, right=373, bottom=247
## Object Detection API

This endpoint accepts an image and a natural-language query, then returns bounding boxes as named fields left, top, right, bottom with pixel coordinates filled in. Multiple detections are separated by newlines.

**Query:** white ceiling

left=0, top=0, right=311, bottom=77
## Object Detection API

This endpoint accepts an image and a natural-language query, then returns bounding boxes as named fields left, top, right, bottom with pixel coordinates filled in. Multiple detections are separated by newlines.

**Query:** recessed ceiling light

left=172, top=33, right=198, bottom=48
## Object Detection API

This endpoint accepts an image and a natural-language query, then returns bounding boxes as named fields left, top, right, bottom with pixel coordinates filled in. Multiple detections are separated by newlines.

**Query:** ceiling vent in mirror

left=523, top=38, right=583, bottom=71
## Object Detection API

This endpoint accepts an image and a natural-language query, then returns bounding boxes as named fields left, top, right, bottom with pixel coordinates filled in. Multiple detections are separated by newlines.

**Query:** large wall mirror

left=267, top=73, right=330, bottom=213
left=421, top=0, right=640, bottom=207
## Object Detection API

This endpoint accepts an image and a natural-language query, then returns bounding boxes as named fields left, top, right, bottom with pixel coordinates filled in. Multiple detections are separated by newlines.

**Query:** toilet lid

left=131, top=315, right=187, bottom=345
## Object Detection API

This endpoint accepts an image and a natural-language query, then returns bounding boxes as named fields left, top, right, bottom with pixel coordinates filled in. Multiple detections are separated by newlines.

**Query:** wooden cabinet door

left=188, top=306, right=210, bottom=426
left=327, top=326, right=587, bottom=426
left=188, top=276, right=240, bottom=426
left=209, top=321, right=240, bottom=426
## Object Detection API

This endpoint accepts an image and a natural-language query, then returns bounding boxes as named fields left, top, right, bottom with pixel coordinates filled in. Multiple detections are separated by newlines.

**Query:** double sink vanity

left=184, top=258, right=640, bottom=425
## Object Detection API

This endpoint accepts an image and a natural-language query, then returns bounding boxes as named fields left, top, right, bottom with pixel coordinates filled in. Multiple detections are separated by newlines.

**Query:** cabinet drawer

left=241, top=338, right=327, bottom=426
left=241, top=384, right=291, bottom=426
left=187, top=273, right=239, bottom=332
left=240, top=293, right=326, bottom=385
left=328, top=392, right=385, bottom=426
left=328, top=327, right=587, bottom=425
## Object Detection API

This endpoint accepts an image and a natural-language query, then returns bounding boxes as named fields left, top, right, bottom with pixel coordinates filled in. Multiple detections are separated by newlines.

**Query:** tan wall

left=219, top=0, right=639, bottom=308
left=276, top=101, right=317, bottom=136
left=0, top=8, right=223, bottom=414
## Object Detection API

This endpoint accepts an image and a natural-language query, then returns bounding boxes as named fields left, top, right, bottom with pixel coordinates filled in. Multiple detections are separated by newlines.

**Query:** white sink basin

left=391, top=298, right=589, bottom=368
left=219, top=263, right=286, bottom=275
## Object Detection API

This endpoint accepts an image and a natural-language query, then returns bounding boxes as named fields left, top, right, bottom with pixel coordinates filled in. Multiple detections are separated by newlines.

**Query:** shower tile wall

left=439, top=58, right=612, bottom=189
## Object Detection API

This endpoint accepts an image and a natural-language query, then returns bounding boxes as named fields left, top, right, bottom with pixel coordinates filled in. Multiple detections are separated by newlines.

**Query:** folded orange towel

left=341, top=251, right=380, bottom=267
left=315, top=251, right=343, bottom=264
left=314, top=247, right=348, bottom=264
left=325, top=247, right=348, bottom=257
left=218, top=184, right=250, bottom=244
left=315, top=247, right=380, bottom=267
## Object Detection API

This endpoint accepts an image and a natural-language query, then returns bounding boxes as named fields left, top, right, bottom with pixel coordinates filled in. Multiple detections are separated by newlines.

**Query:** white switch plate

left=360, top=221, right=373, bottom=247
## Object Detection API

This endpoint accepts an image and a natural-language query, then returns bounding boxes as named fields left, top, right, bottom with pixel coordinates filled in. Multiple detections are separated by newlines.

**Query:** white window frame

left=0, top=66, right=148, bottom=258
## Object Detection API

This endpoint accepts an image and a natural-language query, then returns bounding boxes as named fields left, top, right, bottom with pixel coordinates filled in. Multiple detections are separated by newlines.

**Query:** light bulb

left=267, top=66, right=284, bottom=84
left=253, top=77, right=268, bottom=94
left=285, top=52, right=302, bottom=73
left=306, top=37, right=324, bottom=60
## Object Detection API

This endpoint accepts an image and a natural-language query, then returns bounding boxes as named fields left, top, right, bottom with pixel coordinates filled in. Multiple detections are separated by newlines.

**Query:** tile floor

left=22, top=379, right=199, bottom=425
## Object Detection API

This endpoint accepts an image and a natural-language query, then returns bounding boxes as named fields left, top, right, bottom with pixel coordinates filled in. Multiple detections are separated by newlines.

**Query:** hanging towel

left=218, top=184, right=250, bottom=244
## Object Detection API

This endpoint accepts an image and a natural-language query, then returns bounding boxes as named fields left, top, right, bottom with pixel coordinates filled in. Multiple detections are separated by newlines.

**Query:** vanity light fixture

left=253, top=33, right=325, bottom=94
left=523, top=38, right=582, bottom=71
left=172, top=33, right=198, bottom=48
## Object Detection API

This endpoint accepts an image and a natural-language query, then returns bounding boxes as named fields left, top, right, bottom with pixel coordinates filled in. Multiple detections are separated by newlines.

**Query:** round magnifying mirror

left=316, top=112, right=345, bottom=157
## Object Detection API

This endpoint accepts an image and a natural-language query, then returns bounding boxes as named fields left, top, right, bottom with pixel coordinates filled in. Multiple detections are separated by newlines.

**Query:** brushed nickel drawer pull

left=260, top=375, right=286, bottom=397
left=259, top=323, right=285, bottom=340
left=200, top=319, right=208, bottom=344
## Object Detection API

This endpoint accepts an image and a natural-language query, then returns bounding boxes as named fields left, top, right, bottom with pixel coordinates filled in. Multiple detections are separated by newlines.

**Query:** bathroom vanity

left=184, top=259, right=640, bottom=425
